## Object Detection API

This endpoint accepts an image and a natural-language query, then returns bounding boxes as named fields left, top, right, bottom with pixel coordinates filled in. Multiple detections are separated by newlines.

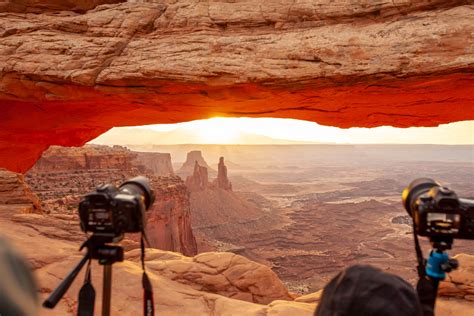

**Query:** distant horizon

left=89, top=118, right=474, bottom=146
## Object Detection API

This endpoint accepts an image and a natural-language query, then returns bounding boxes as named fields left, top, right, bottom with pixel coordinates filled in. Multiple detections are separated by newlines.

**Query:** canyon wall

left=0, top=1, right=472, bottom=172
left=30, top=145, right=136, bottom=172
left=147, top=176, right=198, bottom=256
left=30, top=145, right=174, bottom=176
left=184, top=155, right=269, bottom=243
left=26, top=145, right=197, bottom=256
left=178, top=151, right=213, bottom=177
left=0, top=0, right=124, bottom=13
left=134, top=151, right=174, bottom=176
left=0, top=168, right=41, bottom=213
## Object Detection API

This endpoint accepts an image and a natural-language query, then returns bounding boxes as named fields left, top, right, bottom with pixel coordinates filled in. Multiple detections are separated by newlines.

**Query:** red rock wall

left=185, top=161, right=209, bottom=192
left=213, top=157, right=232, bottom=191
left=0, top=168, right=41, bottom=213
left=30, top=145, right=136, bottom=172
left=146, top=176, right=198, bottom=256
left=0, top=1, right=473, bottom=173
left=133, top=152, right=174, bottom=176
left=0, top=0, right=124, bottom=13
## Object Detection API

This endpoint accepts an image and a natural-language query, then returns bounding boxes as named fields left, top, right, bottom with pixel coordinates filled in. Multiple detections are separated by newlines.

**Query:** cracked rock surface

left=0, top=1, right=473, bottom=172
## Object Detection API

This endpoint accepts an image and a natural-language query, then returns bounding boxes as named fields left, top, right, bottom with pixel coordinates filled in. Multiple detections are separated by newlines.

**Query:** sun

left=189, top=117, right=242, bottom=144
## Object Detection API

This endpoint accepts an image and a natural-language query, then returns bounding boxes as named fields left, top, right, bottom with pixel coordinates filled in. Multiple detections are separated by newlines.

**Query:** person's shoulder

left=0, top=235, right=39, bottom=316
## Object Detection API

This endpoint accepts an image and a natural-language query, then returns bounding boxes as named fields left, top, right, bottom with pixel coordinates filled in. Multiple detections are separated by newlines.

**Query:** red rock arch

left=1, top=1, right=473, bottom=172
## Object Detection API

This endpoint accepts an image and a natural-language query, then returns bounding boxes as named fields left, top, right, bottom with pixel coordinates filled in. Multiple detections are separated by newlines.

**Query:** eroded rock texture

left=0, top=1, right=473, bottom=173
left=147, top=176, right=198, bottom=256
left=439, top=254, right=474, bottom=302
left=0, top=168, right=41, bottom=213
left=178, top=151, right=213, bottom=177
left=127, top=248, right=292, bottom=304
left=134, top=151, right=174, bottom=176
left=30, top=144, right=174, bottom=176
left=0, top=0, right=123, bottom=13
left=186, top=161, right=209, bottom=192
left=214, top=157, right=232, bottom=191
left=0, top=207, right=315, bottom=315
left=31, top=145, right=135, bottom=172
left=26, top=145, right=197, bottom=256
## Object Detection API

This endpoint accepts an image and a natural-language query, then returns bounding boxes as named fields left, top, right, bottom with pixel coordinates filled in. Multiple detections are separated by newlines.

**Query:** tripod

left=414, top=235, right=459, bottom=316
left=43, top=233, right=124, bottom=316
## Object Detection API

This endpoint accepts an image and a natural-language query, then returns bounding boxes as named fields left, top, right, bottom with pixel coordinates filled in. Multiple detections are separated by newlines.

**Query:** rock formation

left=2, top=202, right=471, bottom=315
left=183, top=155, right=267, bottom=242
left=0, top=205, right=316, bottom=316
left=146, top=176, right=198, bottom=256
left=29, top=145, right=175, bottom=176
left=133, top=151, right=174, bottom=176
left=26, top=145, right=197, bottom=257
left=30, top=145, right=136, bottom=172
left=439, top=254, right=474, bottom=302
left=0, top=168, right=41, bottom=213
left=185, top=161, right=209, bottom=192
left=213, top=157, right=232, bottom=191
left=177, top=151, right=213, bottom=177
left=127, top=249, right=292, bottom=304
left=0, top=0, right=123, bottom=13
left=1, top=1, right=472, bottom=173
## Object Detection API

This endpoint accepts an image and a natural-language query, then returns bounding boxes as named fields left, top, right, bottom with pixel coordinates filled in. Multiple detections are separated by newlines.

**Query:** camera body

left=403, top=178, right=474, bottom=240
left=79, top=176, right=155, bottom=237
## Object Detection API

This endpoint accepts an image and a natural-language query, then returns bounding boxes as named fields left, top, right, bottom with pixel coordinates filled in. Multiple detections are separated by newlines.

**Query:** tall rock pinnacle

left=185, top=161, right=209, bottom=192
left=215, top=157, right=232, bottom=191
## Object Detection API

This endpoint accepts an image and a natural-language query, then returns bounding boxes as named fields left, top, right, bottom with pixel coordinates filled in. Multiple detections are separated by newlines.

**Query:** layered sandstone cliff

left=213, top=157, right=232, bottom=191
left=134, top=151, right=174, bottom=176
left=26, top=145, right=197, bottom=256
left=0, top=168, right=41, bottom=213
left=185, top=161, right=209, bottom=192
left=184, top=156, right=268, bottom=242
left=30, top=145, right=136, bottom=173
left=29, top=145, right=174, bottom=176
left=0, top=0, right=123, bottom=13
left=1, top=1, right=472, bottom=173
left=147, top=176, right=198, bottom=256
left=178, top=151, right=213, bottom=177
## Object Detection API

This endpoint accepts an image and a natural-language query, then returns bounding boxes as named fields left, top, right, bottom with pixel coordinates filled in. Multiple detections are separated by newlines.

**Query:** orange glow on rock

left=1, top=73, right=473, bottom=173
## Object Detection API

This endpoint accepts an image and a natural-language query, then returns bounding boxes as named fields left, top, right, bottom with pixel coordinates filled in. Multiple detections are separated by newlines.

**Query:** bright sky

left=90, top=118, right=474, bottom=145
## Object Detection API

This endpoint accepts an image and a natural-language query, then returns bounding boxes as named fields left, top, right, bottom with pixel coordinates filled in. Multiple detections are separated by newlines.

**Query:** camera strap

left=413, top=228, right=436, bottom=316
left=141, top=233, right=155, bottom=316
left=77, top=258, right=95, bottom=316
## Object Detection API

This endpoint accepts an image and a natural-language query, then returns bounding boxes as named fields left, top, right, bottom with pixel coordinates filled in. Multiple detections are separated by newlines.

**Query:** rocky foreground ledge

left=0, top=167, right=472, bottom=315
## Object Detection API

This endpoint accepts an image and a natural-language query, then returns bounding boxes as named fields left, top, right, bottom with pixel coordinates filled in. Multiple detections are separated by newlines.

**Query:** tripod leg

left=43, top=253, right=89, bottom=308
left=102, top=264, right=112, bottom=316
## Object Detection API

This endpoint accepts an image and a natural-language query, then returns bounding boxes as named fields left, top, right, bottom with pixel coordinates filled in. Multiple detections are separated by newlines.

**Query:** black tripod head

left=43, top=233, right=124, bottom=310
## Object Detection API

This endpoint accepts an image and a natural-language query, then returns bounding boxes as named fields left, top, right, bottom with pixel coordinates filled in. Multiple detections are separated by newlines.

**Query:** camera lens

left=119, top=176, right=156, bottom=210
left=402, top=178, right=439, bottom=217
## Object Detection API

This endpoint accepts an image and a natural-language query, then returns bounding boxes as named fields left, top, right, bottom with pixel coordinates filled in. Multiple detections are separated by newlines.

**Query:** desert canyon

left=0, top=0, right=473, bottom=315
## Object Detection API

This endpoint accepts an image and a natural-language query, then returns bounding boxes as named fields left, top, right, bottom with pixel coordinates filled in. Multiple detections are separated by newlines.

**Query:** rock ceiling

left=0, top=1, right=473, bottom=172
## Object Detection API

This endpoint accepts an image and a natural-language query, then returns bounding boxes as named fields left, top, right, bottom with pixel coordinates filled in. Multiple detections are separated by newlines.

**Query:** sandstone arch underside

left=0, top=1, right=473, bottom=173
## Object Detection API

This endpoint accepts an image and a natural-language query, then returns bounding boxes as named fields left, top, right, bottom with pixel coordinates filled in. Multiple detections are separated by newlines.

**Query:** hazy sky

left=90, top=118, right=474, bottom=145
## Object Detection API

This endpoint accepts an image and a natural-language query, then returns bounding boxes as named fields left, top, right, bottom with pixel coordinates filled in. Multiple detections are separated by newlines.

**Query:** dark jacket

left=315, top=265, right=422, bottom=316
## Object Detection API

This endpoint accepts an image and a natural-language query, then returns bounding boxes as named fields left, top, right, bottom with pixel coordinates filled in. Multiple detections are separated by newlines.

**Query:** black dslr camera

left=79, top=176, right=155, bottom=237
left=402, top=178, right=474, bottom=240
left=44, top=176, right=156, bottom=315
